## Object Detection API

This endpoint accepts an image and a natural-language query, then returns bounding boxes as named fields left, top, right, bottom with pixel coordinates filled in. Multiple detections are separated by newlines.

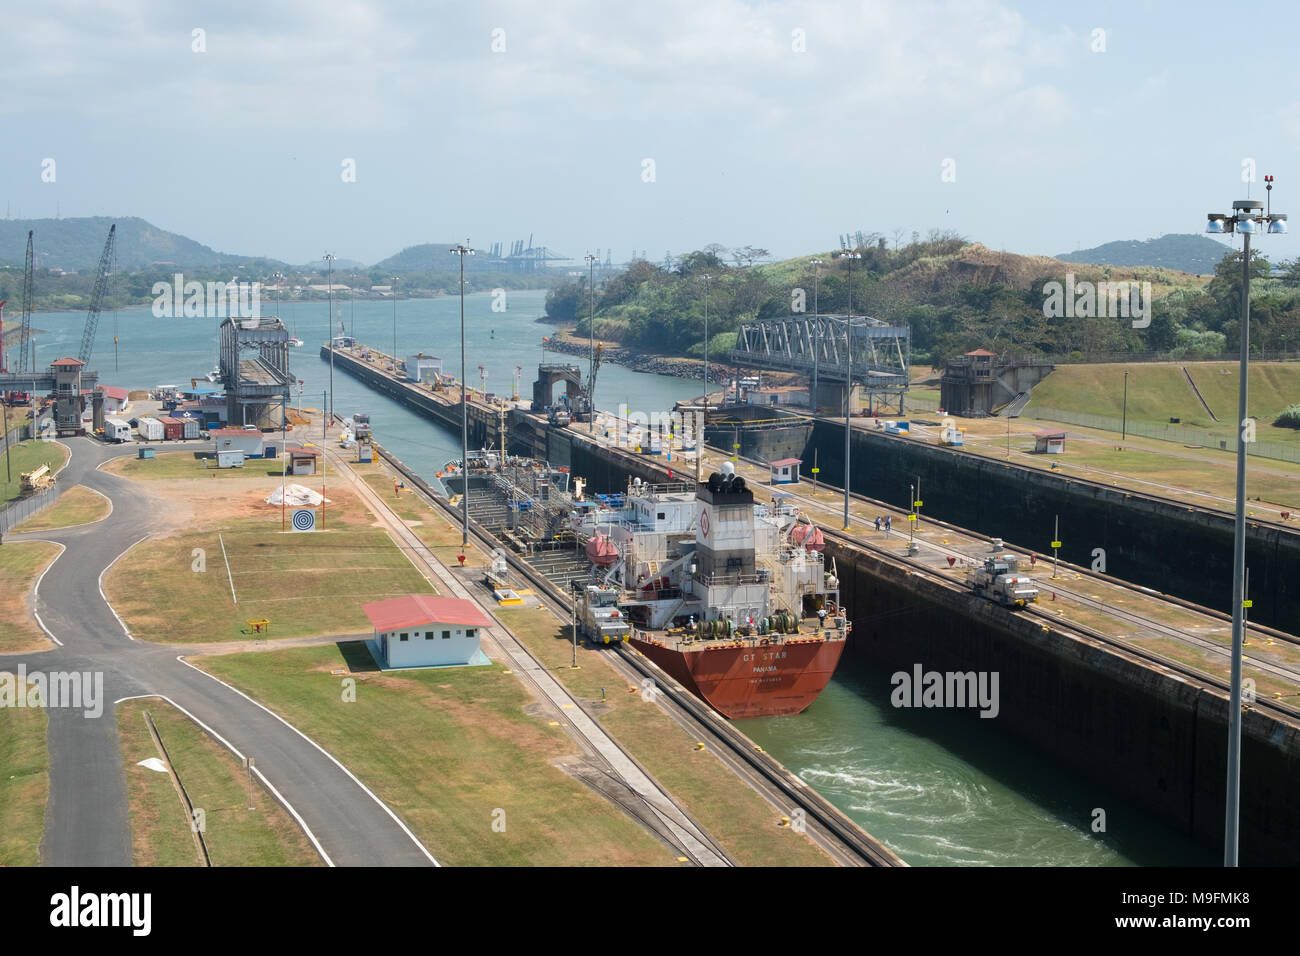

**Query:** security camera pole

left=1205, top=177, right=1286, bottom=866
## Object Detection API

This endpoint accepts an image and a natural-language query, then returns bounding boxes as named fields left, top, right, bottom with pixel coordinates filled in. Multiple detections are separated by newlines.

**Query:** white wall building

left=212, top=427, right=264, bottom=458
left=362, top=594, right=492, bottom=669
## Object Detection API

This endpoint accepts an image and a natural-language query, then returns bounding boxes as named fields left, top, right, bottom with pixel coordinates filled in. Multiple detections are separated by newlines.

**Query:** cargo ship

left=574, top=463, right=848, bottom=719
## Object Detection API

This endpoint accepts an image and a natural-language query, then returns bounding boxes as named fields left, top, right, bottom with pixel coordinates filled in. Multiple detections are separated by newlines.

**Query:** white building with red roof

left=361, top=594, right=493, bottom=669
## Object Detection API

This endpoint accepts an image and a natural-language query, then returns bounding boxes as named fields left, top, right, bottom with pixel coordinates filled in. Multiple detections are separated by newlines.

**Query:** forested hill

left=0, top=217, right=286, bottom=273
left=1056, top=234, right=1235, bottom=276
left=545, top=237, right=1300, bottom=369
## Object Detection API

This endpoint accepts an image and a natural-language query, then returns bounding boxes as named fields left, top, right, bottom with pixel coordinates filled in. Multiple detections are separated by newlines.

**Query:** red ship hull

left=629, top=635, right=846, bottom=718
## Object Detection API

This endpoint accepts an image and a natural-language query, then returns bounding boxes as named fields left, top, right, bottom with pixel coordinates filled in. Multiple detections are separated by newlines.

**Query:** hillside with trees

left=545, top=234, right=1300, bottom=370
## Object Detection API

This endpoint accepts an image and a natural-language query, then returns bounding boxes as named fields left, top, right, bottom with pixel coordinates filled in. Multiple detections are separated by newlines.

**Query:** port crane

left=76, top=224, right=116, bottom=365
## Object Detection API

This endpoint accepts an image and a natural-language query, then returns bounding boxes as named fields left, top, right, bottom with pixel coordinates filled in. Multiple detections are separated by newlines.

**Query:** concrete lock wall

left=804, top=421, right=1300, bottom=633
left=824, top=537, right=1300, bottom=865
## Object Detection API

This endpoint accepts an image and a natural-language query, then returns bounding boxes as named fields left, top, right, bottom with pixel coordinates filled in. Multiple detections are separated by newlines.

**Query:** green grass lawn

left=0, top=682, right=48, bottom=865
left=361, top=472, right=484, bottom=568
left=1026, top=361, right=1300, bottom=442
left=12, top=485, right=110, bottom=532
left=105, top=450, right=287, bottom=480
left=0, top=541, right=61, bottom=653
left=197, top=642, right=679, bottom=866
left=104, top=483, right=435, bottom=643
left=0, top=441, right=68, bottom=505
left=494, top=607, right=834, bottom=867
left=117, top=698, right=322, bottom=866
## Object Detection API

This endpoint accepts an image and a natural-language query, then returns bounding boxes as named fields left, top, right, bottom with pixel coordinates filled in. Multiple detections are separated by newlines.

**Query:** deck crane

left=76, top=224, right=116, bottom=365
left=19, top=231, right=34, bottom=373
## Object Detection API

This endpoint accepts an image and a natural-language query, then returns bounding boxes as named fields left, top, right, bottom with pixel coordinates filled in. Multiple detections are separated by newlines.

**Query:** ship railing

left=693, top=570, right=770, bottom=587
left=627, top=481, right=696, bottom=498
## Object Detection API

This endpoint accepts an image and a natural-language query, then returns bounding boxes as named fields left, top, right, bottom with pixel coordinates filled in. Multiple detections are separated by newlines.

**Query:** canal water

left=24, top=290, right=1212, bottom=866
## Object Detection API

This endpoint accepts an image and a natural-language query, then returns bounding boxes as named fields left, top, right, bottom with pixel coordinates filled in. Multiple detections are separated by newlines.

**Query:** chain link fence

left=0, top=485, right=62, bottom=538
left=1024, top=405, right=1300, bottom=464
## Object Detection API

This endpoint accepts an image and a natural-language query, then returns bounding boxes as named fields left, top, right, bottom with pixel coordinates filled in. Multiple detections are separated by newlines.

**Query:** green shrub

left=1275, top=404, right=1300, bottom=429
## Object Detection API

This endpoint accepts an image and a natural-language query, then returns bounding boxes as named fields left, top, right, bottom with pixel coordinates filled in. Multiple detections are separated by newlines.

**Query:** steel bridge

left=730, top=314, right=911, bottom=392
left=219, top=315, right=293, bottom=428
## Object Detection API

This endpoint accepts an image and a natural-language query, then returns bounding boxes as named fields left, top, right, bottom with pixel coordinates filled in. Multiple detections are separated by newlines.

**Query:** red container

left=159, top=416, right=184, bottom=441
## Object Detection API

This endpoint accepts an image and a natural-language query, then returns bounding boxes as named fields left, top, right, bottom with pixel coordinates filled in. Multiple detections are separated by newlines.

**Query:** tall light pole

left=702, top=273, right=713, bottom=407
left=323, top=253, right=336, bottom=426
left=1206, top=177, right=1286, bottom=867
left=810, top=258, right=823, bottom=414
left=585, top=253, right=598, bottom=432
left=391, top=275, right=399, bottom=365
left=450, top=241, right=475, bottom=550
left=834, top=251, right=860, bottom=530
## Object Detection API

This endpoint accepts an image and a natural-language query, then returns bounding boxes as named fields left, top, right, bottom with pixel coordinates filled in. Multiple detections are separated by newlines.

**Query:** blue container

left=138, top=447, right=155, bottom=459
left=265, top=445, right=278, bottom=459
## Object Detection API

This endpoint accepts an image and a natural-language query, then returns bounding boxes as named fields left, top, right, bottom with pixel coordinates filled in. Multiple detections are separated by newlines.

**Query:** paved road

left=0, top=437, right=436, bottom=866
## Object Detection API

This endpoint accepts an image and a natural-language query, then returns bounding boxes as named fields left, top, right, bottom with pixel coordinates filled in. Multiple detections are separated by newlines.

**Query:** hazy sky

left=4, top=0, right=1297, bottom=266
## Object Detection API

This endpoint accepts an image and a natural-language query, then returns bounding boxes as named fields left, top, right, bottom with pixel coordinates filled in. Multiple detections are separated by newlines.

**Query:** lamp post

left=585, top=253, right=598, bottom=432
left=702, top=273, right=712, bottom=409
left=450, top=241, right=475, bottom=550
left=834, top=251, right=860, bottom=530
left=391, top=276, right=399, bottom=365
left=323, top=253, right=336, bottom=425
left=810, top=258, right=824, bottom=414
left=1206, top=176, right=1286, bottom=867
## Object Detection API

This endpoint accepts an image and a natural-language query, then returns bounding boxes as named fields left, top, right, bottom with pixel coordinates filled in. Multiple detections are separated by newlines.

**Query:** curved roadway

left=0, top=437, right=436, bottom=867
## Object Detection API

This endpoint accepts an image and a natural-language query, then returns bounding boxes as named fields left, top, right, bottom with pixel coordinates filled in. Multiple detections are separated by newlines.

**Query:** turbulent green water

left=32, top=288, right=1213, bottom=866
left=741, top=668, right=1214, bottom=866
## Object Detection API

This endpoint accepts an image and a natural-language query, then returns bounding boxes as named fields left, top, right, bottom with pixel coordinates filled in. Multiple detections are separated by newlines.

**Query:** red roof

left=289, top=448, right=320, bottom=457
left=964, top=349, right=996, bottom=356
left=362, top=595, right=493, bottom=632
left=98, top=386, right=129, bottom=400
left=769, top=458, right=802, bottom=467
left=50, top=357, right=85, bottom=367
left=1033, top=431, right=1066, bottom=439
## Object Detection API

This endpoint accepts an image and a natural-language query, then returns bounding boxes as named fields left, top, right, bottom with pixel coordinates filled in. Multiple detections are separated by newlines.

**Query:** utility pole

left=450, top=241, right=475, bottom=550
left=1052, top=515, right=1060, bottom=579
left=323, top=253, right=336, bottom=425
left=392, top=276, right=399, bottom=366
left=834, top=251, right=860, bottom=529
left=810, top=258, right=823, bottom=414
left=1206, top=180, right=1286, bottom=867
left=585, top=253, right=598, bottom=433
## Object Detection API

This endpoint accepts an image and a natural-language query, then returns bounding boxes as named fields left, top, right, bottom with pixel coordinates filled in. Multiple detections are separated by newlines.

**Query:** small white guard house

left=362, top=594, right=493, bottom=669
left=768, top=457, right=801, bottom=485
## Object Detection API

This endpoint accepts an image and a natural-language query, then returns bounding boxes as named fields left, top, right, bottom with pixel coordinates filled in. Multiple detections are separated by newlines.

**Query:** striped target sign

left=291, top=509, right=316, bottom=532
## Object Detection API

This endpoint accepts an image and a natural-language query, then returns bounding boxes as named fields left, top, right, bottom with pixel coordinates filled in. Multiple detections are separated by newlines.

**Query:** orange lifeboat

left=791, top=520, right=825, bottom=551
left=585, top=533, right=619, bottom=566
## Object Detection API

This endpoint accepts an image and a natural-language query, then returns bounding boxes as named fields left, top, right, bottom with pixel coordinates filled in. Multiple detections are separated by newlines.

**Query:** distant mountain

left=1056, top=233, right=1233, bottom=275
left=0, top=216, right=288, bottom=273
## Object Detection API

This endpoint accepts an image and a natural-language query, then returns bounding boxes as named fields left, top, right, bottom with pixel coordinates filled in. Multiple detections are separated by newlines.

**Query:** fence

left=0, top=485, right=63, bottom=538
left=1024, top=405, right=1300, bottom=464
